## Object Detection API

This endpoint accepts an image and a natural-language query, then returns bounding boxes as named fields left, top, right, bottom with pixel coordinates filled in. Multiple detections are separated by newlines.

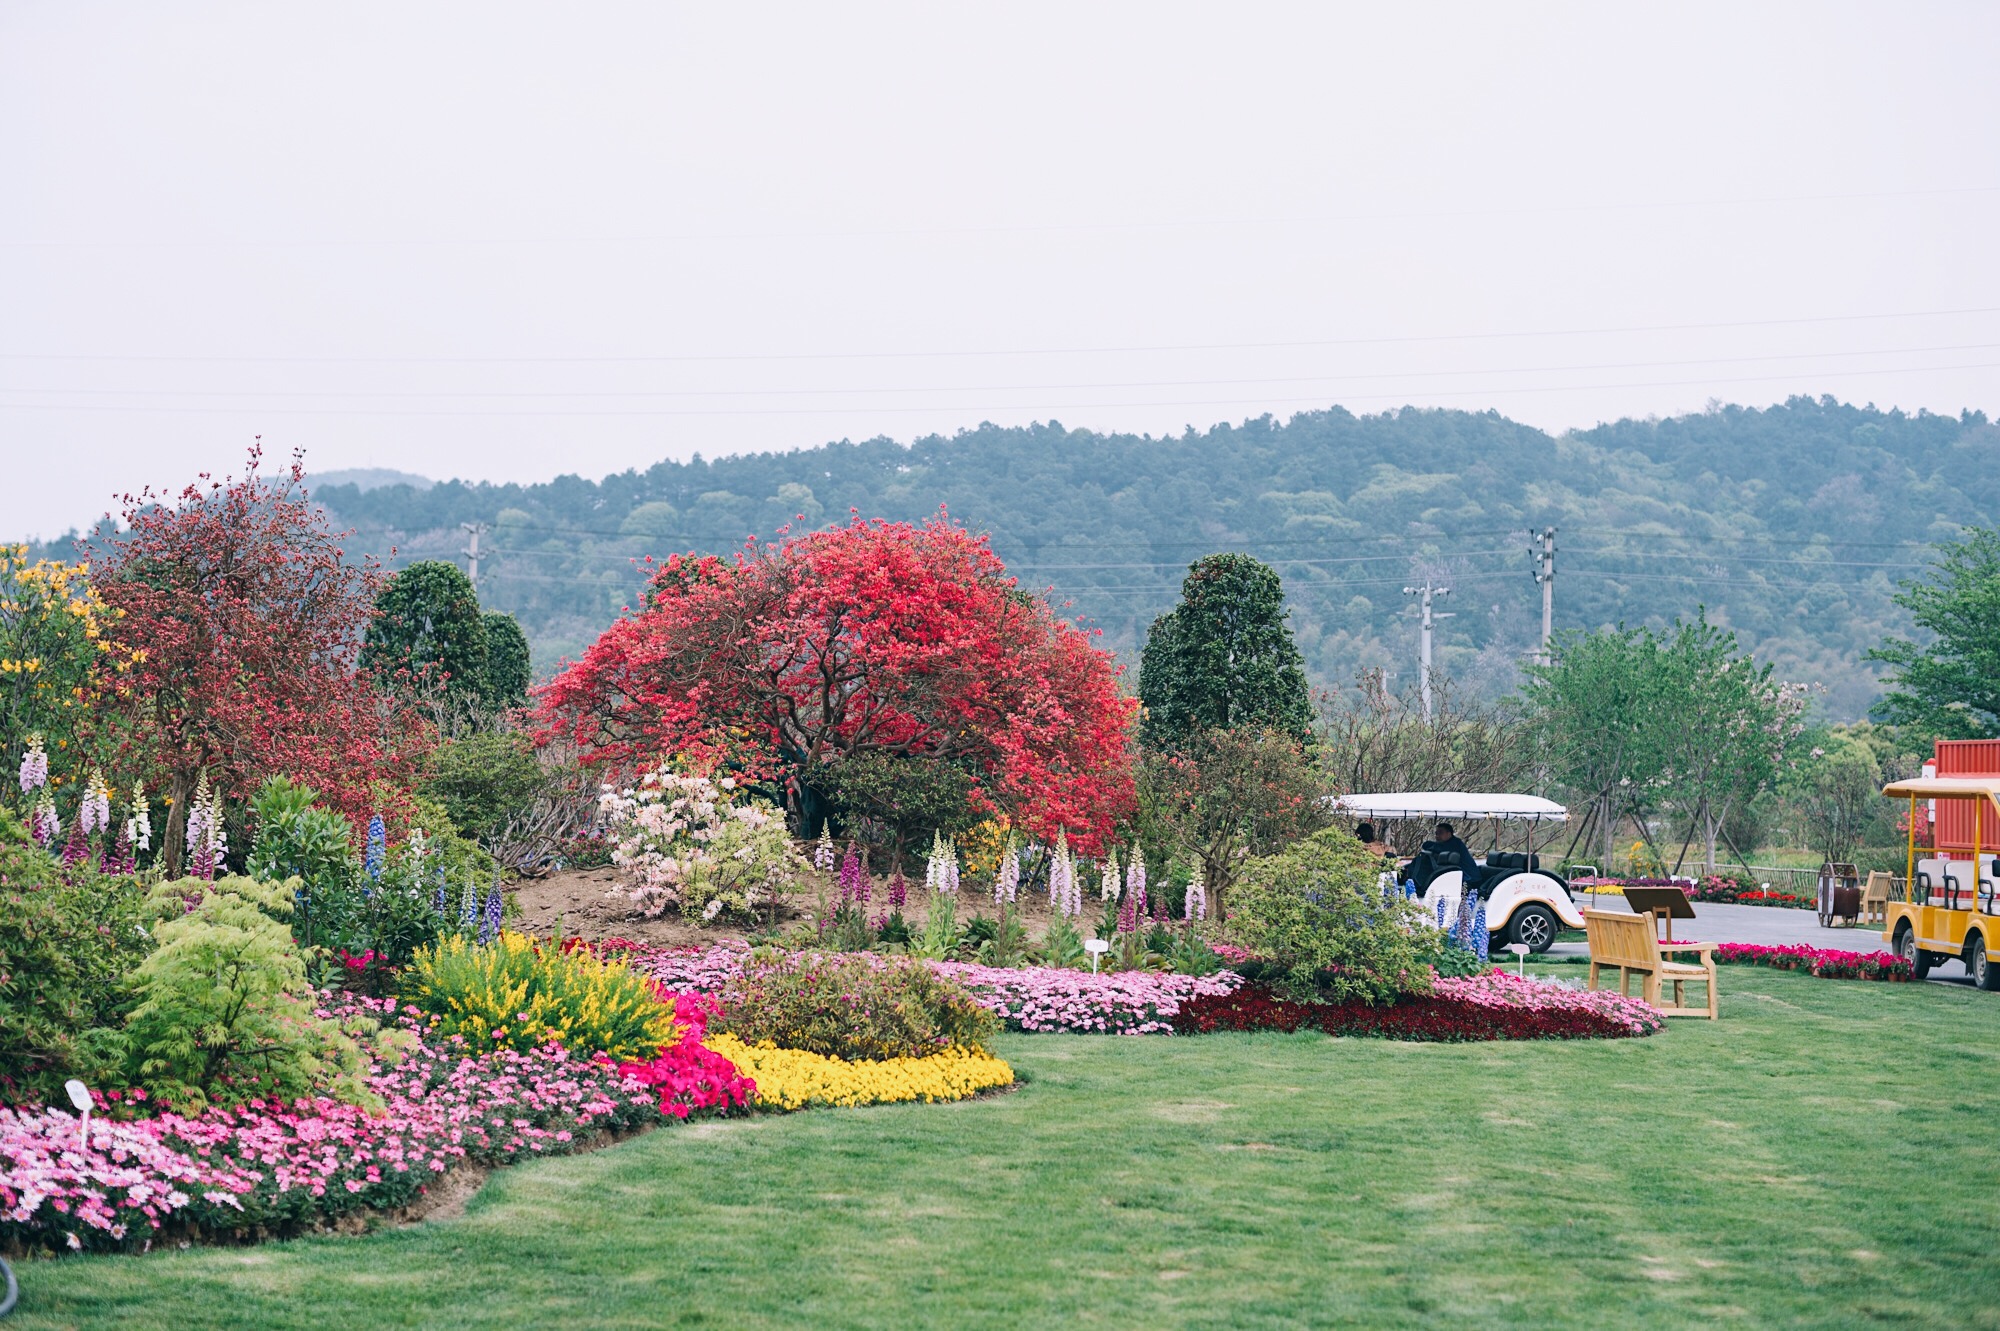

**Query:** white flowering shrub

left=598, top=766, right=804, bottom=921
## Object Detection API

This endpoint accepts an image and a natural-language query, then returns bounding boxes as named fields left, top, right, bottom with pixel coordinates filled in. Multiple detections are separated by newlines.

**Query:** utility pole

left=460, top=521, right=489, bottom=590
left=1401, top=579, right=1453, bottom=721
left=1529, top=526, right=1557, bottom=664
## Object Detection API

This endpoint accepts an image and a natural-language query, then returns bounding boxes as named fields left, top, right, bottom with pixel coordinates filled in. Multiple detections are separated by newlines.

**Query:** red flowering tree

left=87, top=446, right=428, bottom=873
left=537, top=515, right=1137, bottom=850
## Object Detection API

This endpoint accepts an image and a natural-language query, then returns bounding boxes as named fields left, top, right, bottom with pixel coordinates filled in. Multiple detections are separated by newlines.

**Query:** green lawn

left=14, top=969, right=2000, bottom=1329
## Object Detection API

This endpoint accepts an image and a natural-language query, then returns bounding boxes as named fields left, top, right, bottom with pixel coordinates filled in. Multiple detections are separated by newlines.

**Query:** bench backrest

left=1862, top=871, right=1892, bottom=902
left=1583, top=909, right=1660, bottom=970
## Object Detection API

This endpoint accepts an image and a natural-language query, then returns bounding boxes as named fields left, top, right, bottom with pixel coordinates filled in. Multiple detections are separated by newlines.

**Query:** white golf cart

left=1330, top=791, right=1587, bottom=953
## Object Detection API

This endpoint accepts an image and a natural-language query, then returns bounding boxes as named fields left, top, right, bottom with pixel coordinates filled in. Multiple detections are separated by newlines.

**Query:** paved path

left=1544, top=892, right=1985, bottom=983
left=1547, top=893, right=1894, bottom=953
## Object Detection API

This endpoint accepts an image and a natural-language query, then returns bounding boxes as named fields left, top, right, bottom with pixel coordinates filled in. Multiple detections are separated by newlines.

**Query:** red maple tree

left=536, top=515, right=1137, bottom=850
left=87, top=445, right=428, bottom=872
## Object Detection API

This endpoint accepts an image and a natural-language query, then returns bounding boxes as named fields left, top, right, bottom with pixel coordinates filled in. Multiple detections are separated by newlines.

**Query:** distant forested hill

left=192, top=398, right=2000, bottom=718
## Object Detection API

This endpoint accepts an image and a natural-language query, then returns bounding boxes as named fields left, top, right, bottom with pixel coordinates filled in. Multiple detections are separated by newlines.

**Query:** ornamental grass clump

left=403, top=930, right=679, bottom=1061
left=715, top=949, right=998, bottom=1060
left=1225, top=828, right=1440, bottom=1006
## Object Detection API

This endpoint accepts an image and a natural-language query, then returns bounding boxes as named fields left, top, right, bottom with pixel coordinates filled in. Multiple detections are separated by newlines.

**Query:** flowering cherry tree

left=537, top=514, right=1136, bottom=850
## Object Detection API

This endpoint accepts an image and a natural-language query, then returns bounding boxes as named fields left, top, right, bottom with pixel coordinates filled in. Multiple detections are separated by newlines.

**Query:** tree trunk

left=161, top=768, right=194, bottom=880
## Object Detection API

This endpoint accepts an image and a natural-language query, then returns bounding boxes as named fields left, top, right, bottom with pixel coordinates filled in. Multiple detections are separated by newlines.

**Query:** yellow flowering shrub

left=0, top=547, right=136, bottom=774
left=403, top=931, right=679, bottom=1061
left=706, top=1032, right=1013, bottom=1110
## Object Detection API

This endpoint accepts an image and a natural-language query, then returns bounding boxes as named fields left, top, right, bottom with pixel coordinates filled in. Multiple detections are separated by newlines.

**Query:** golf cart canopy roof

left=1330, top=792, right=1570, bottom=823
left=1882, top=776, right=2000, bottom=814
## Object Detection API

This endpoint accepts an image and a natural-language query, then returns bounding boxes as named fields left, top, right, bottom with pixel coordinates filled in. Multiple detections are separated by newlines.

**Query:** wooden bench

left=1584, top=909, right=1718, bottom=1019
left=1860, top=871, right=1892, bottom=926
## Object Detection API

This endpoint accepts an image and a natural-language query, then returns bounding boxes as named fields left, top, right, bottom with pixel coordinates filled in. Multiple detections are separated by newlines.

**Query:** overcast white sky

left=3, top=2, right=1996, bottom=538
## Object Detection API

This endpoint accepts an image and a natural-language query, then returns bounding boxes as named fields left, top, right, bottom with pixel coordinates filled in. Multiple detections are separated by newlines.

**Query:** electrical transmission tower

left=460, top=521, right=489, bottom=589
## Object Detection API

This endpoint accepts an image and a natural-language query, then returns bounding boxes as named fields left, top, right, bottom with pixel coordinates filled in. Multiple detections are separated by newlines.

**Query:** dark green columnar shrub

left=482, top=611, right=533, bottom=710
left=126, top=875, right=377, bottom=1111
left=1227, top=828, right=1437, bottom=1006
left=361, top=559, right=490, bottom=706
left=0, top=830, right=151, bottom=1104
left=716, top=951, right=998, bottom=1060
left=1139, top=553, right=1313, bottom=751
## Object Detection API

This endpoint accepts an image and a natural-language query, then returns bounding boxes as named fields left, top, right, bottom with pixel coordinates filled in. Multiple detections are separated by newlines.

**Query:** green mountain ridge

left=62, top=397, right=2000, bottom=720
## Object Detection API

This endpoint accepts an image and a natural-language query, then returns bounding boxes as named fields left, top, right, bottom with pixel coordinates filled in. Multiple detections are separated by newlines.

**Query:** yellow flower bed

left=705, top=1033, right=1013, bottom=1110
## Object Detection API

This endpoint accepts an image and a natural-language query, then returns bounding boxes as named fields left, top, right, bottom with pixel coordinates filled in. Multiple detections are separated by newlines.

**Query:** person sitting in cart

left=1355, top=822, right=1393, bottom=857
left=1424, top=822, right=1480, bottom=889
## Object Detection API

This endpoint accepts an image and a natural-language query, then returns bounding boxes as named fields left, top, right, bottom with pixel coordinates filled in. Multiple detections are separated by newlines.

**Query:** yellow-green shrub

left=403, top=931, right=677, bottom=1061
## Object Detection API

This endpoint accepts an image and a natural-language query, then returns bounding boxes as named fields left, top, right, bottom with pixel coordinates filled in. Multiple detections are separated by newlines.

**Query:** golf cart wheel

left=1510, top=905, right=1559, bottom=954
left=1895, top=922, right=1933, bottom=980
left=1972, top=935, right=2000, bottom=992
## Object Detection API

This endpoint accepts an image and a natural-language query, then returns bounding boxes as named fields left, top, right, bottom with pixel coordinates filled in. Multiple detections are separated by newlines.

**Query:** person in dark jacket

left=1355, top=822, right=1392, bottom=857
left=1425, top=822, right=1479, bottom=888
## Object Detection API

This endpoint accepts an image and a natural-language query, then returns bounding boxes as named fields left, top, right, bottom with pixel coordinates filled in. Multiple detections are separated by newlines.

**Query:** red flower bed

left=1714, top=943, right=1912, bottom=981
left=1172, top=976, right=1661, bottom=1042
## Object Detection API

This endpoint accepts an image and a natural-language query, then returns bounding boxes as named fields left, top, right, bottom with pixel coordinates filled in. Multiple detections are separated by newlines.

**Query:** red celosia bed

left=1173, top=971, right=1665, bottom=1041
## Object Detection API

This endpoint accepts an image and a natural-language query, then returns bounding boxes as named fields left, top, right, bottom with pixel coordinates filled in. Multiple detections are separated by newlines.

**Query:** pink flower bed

left=615, top=942, right=1244, bottom=1036
left=1, top=993, right=751, bottom=1254
left=1429, top=971, right=1666, bottom=1035
left=604, top=939, right=750, bottom=994
left=1714, top=943, right=1912, bottom=981
left=931, top=962, right=1242, bottom=1034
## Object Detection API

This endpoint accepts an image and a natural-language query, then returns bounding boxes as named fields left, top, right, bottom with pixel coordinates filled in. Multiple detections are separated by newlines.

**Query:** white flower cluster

left=1048, top=830, right=1082, bottom=918
left=1183, top=862, right=1206, bottom=922
left=78, top=767, right=112, bottom=836
left=925, top=831, right=960, bottom=896
left=993, top=836, right=1020, bottom=905
left=1099, top=847, right=1120, bottom=902
left=598, top=765, right=798, bottom=920
left=18, top=736, right=47, bottom=796
left=125, top=782, right=152, bottom=852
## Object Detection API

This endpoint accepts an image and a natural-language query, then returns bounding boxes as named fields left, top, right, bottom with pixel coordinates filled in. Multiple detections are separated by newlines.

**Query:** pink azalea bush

left=1, top=992, right=751, bottom=1253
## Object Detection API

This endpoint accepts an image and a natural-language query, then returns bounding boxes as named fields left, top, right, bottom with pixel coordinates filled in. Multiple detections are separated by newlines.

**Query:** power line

left=11, top=340, right=2000, bottom=401
left=8, top=356, right=1997, bottom=420
left=3, top=304, right=1997, bottom=366
left=5, top=183, right=1995, bottom=253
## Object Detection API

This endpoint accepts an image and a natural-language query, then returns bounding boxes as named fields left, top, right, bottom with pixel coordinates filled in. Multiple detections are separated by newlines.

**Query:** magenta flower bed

left=932, top=962, right=1243, bottom=1034
left=1, top=992, right=750, bottom=1254
left=1714, top=943, right=1913, bottom=981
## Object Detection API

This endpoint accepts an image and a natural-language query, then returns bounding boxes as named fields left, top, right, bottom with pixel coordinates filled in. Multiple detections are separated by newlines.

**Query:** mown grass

left=13, top=968, right=2000, bottom=1329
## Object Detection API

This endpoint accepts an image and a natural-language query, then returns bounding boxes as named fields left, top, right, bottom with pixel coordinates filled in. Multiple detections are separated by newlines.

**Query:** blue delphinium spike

left=459, top=874, right=479, bottom=933
left=364, top=813, right=386, bottom=881
left=1436, top=897, right=1447, bottom=928
left=433, top=881, right=448, bottom=919
left=480, top=876, right=503, bottom=943
left=1473, top=897, right=1490, bottom=962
